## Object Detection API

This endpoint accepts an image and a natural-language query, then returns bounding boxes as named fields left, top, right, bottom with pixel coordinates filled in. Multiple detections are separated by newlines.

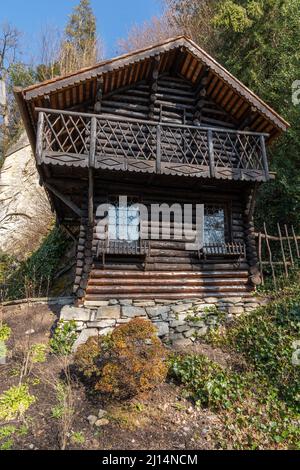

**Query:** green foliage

left=210, top=289, right=300, bottom=410
left=60, top=0, right=98, bottom=73
left=0, top=384, right=35, bottom=421
left=65, top=0, right=96, bottom=53
left=51, top=381, right=74, bottom=421
left=0, top=438, right=14, bottom=450
left=71, top=431, right=85, bottom=445
left=29, top=343, right=47, bottom=364
left=213, top=0, right=253, bottom=32
left=169, top=352, right=300, bottom=449
left=0, top=425, right=16, bottom=440
left=166, top=0, right=300, bottom=231
left=0, top=323, right=11, bottom=342
left=212, top=0, right=300, bottom=231
left=74, top=318, right=168, bottom=400
left=1, top=227, right=69, bottom=301
left=50, top=321, right=78, bottom=356
left=0, top=423, right=29, bottom=451
left=169, top=354, right=246, bottom=410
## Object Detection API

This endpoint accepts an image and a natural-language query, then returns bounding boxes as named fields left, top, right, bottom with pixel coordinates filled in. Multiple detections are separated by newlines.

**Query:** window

left=204, top=205, right=226, bottom=245
left=108, top=204, right=140, bottom=241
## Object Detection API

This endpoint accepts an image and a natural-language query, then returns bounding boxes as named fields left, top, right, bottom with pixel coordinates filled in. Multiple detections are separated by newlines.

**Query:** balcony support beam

left=88, top=168, right=94, bottom=226
left=44, top=183, right=83, bottom=218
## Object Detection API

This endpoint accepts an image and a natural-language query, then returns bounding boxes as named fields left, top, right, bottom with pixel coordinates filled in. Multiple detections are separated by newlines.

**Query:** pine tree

left=60, top=0, right=98, bottom=74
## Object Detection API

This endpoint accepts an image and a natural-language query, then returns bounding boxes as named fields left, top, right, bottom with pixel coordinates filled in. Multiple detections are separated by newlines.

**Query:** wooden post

left=264, top=222, right=277, bottom=288
left=36, top=111, right=45, bottom=165
left=258, top=231, right=264, bottom=285
left=156, top=124, right=161, bottom=174
left=277, top=224, right=288, bottom=278
left=207, top=129, right=215, bottom=178
left=260, top=135, right=270, bottom=181
left=284, top=224, right=294, bottom=267
left=89, top=116, right=97, bottom=168
left=88, top=168, right=94, bottom=227
left=292, top=225, right=300, bottom=258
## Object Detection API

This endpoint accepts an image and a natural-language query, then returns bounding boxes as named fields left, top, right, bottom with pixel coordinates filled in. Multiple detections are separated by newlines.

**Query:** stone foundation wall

left=60, top=296, right=266, bottom=350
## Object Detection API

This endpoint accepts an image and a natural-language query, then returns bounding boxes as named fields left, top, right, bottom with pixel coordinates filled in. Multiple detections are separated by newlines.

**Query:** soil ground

left=0, top=302, right=235, bottom=450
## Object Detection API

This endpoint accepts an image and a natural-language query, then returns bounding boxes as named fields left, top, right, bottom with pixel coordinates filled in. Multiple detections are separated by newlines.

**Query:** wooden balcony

left=36, top=108, right=271, bottom=182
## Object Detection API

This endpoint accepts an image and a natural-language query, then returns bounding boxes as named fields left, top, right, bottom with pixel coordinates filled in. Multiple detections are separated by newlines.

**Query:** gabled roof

left=15, top=35, right=289, bottom=150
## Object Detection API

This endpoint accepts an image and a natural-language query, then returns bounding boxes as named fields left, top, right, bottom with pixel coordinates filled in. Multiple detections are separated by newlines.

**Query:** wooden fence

left=255, top=224, right=300, bottom=288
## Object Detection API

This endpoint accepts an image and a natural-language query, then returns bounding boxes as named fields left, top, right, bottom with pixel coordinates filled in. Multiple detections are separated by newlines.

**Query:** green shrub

left=169, top=353, right=245, bottom=410
left=74, top=318, right=168, bottom=400
left=169, top=353, right=300, bottom=449
left=0, top=384, right=36, bottom=421
left=0, top=438, right=14, bottom=450
left=209, top=290, right=300, bottom=411
left=0, top=323, right=11, bottom=342
left=0, top=425, right=16, bottom=440
left=71, top=431, right=85, bottom=445
left=1, top=227, right=69, bottom=301
left=29, top=343, right=47, bottom=363
left=50, top=321, right=78, bottom=356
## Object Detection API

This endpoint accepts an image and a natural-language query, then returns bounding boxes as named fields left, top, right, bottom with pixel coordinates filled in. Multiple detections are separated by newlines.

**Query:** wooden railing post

left=260, top=135, right=270, bottom=181
left=207, top=129, right=215, bottom=178
left=88, top=116, right=97, bottom=227
left=89, top=116, right=97, bottom=168
left=156, top=124, right=161, bottom=174
left=36, top=111, right=45, bottom=165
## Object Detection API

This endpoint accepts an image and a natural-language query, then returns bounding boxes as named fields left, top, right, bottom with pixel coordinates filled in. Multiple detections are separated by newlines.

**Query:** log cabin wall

left=87, top=74, right=238, bottom=128
left=74, top=176, right=253, bottom=303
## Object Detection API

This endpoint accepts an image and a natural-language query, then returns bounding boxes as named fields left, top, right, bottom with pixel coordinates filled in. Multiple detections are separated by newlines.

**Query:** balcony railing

left=36, top=108, right=270, bottom=182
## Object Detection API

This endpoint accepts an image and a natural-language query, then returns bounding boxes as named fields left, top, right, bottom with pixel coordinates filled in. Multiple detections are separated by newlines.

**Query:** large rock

left=121, top=306, right=147, bottom=318
left=96, top=306, right=121, bottom=319
left=0, top=133, right=52, bottom=258
left=72, top=328, right=99, bottom=351
left=146, top=306, right=170, bottom=318
left=60, top=305, right=90, bottom=321
left=153, top=321, right=169, bottom=337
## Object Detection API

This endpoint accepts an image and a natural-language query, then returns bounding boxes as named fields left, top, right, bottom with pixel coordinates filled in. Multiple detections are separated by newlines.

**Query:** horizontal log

left=88, top=278, right=248, bottom=287
left=84, top=291, right=253, bottom=301
left=90, top=269, right=249, bottom=279
left=86, top=284, right=250, bottom=294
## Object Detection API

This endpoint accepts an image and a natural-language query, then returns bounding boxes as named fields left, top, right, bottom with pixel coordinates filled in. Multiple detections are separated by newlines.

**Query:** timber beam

left=94, top=76, right=104, bottom=114
left=148, top=55, right=160, bottom=120
left=194, top=67, right=210, bottom=125
left=43, top=182, right=83, bottom=218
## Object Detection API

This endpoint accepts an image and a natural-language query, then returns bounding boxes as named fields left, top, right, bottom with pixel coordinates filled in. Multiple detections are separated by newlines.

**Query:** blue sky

left=1, top=0, right=163, bottom=61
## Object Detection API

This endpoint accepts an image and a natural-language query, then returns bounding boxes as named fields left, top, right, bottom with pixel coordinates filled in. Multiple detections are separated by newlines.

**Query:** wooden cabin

left=15, top=36, right=289, bottom=305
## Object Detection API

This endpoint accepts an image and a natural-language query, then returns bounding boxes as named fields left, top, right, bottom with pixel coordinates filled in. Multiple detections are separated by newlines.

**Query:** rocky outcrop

left=0, top=134, right=52, bottom=258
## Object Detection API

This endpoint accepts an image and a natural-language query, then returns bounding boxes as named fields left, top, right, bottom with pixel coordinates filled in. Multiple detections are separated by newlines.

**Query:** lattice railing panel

left=43, top=112, right=90, bottom=155
left=37, top=109, right=268, bottom=180
left=96, top=119, right=157, bottom=161
left=161, top=126, right=209, bottom=166
left=213, top=132, right=264, bottom=170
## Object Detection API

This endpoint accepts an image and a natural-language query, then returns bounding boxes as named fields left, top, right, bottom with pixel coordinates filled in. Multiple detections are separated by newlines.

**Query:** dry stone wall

left=59, top=296, right=266, bottom=350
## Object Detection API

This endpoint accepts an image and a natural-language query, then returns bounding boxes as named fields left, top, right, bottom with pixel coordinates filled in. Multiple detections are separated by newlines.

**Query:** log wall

left=73, top=179, right=253, bottom=303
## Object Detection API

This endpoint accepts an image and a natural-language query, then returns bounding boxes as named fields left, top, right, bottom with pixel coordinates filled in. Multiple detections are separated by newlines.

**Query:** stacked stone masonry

left=59, top=297, right=267, bottom=350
